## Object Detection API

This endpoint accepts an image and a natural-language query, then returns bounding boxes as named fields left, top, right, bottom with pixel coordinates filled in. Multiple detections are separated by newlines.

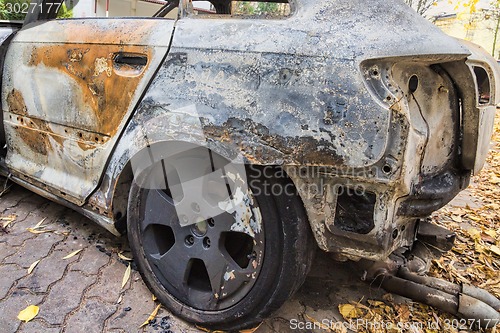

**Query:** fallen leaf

left=451, top=214, right=463, bottom=223
left=139, top=304, right=161, bottom=328
left=467, top=228, right=482, bottom=242
left=28, top=260, right=41, bottom=274
left=122, top=263, right=131, bottom=289
left=367, top=300, right=385, bottom=307
left=152, top=294, right=157, bottom=301
left=339, top=304, right=362, bottom=319
left=490, top=245, right=500, bottom=257
left=118, top=253, right=133, bottom=261
left=32, top=218, right=47, bottom=230
left=485, top=229, right=497, bottom=239
left=304, top=314, right=332, bottom=332
left=62, top=249, right=82, bottom=260
left=1, top=215, right=16, bottom=228
left=17, top=305, right=39, bottom=322
left=27, top=228, right=54, bottom=234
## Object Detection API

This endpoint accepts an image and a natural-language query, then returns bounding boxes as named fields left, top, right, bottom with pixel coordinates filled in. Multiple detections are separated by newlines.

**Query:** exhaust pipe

left=373, top=267, right=500, bottom=328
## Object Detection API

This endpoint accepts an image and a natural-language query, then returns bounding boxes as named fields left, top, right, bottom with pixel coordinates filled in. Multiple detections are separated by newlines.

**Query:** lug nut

left=185, top=235, right=195, bottom=246
left=203, top=237, right=211, bottom=249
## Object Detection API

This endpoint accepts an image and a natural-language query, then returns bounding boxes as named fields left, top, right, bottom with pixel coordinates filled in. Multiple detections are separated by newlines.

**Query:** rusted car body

left=0, top=0, right=498, bottom=329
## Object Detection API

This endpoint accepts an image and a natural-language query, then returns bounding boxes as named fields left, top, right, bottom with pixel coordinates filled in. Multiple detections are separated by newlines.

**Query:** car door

left=2, top=1, right=175, bottom=205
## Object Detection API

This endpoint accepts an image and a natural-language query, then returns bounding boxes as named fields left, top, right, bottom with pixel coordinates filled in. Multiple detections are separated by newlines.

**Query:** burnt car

left=0, top=0, right=499, bottom=330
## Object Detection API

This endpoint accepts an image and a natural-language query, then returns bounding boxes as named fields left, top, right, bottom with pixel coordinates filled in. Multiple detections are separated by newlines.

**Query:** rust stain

left=7, top=90, right=28, bottom=116
left=29, top=43, right=152, bottom=137
left=7, top=90, right=67, bottom=154
left=15, top=126, right=49, bottom=155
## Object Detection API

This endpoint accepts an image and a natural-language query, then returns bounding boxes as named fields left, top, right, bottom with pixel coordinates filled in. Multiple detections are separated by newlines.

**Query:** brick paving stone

left=17, top=250, right=74, bottom=293
left=0, top=264, right=26, bottom=300
left=38, top=271, right=97, bottom=326
left=106, top=272, right=157, bottom=330
left=2, top=231, right=36, bottom=247
left=143, top=307, right=199, bottom=333
left=4, top=233, right=64, bottom=268
left=0, top=186, right=33, bottom=210
left=70, top=246, right=110, bottom=276
left=64, top=298, right=117, bottom=333
left=85, top=258, right=126, bottom=304
left=19, top=320, right=62, bottom=333
left=0, top=289, right=44, bottom=333
left=0, top=241, right=20, bottom=262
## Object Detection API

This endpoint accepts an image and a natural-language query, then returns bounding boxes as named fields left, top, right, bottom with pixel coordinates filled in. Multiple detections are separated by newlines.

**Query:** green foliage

left=234, top=1, right=255, bottom=15
left=0, top=0, right=73, bottom=21
left=256, top=2, right=278, bottom=15
left=57, top=3, right=72, bottom=18
left=233, top=1, right=281, bottom=16
left=0, top=0, right=29, bottom=21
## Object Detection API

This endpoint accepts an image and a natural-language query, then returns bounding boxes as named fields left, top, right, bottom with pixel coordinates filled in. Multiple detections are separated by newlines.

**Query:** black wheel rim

left=138, top=159, right=265, bottom=311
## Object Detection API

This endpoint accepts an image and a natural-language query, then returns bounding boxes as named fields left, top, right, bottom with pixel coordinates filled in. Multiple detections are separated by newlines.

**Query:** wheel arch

left=108, top=140, right=313, bottom=238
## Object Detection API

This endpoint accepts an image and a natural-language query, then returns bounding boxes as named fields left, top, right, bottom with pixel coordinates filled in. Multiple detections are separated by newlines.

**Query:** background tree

left=404, top=0, right=438, bottom=16
left=0, top=0, right=72, bottom=20
left=482, top=1, right=500, bottom=57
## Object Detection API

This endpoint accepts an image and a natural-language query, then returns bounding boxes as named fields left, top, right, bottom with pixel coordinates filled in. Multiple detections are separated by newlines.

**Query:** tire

left=127, top=150, right=315, bottom=331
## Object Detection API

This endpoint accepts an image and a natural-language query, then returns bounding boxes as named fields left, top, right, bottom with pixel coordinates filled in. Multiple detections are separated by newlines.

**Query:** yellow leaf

left=27, top=228, right=54, bottom=234
left=367, top=300, right=385, bottom=307
left=1, top=215, right=16, bottom=228
left=122, top=264, right=131, bottom=289
left=139, top=304, right=161, bottom=328
left=451, top=215, right=462, bottom=223
left=118, top=253, right=133, bottom=261
left=28, top=260, right=41, bottom=274
left=17, top=305, right=39, bottom=322
left=62, top=249, right=82, bottom=260
left=490, top=245, right=500, bottom=257
left=467, top=228, right=482, bottom=242
left=485, top=229, right=497, bottom=239
left=152, top=294, right=157, bottom=301
left=32, top=218, right=47, bottom=230
left=338, top=304, right=361, bottom=319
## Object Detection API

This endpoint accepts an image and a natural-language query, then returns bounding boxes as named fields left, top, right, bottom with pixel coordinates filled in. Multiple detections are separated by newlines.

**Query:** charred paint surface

left=2, top=19, right=173, bottom=203
left=27, top=43, right=152, bottom=136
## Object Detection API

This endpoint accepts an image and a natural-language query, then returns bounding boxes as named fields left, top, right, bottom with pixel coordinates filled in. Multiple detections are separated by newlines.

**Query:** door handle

left=114, top=53, right=148, bottom=66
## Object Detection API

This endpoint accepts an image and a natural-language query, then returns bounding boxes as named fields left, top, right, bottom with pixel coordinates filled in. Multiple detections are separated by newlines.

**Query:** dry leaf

left=32, top=218, right=47, bottom=230
left=28, top=260, right=41, bottom=274
left=490, top=245, right=500, bottom=257
left=467, top=228, right=482, bottom=242
left=139, top=304, right=161, bottom=328
left=122, top=264, right=131, bottom=289
left=152, top=294, right=157, bottom=301
left=304, top=314, right=332, bottom=332
left=62, top=249, right=82, bottom=260
left=367, top=300, right=385, bottom=307
left=1, top=215, right=16, bottom=228
left=118, top=253, right=133, bottom=261
left=27, top=228, right=54, bottom=234
left=17, top=305, right=39, bottom=322
left=339, top=304, right=362, bottom=319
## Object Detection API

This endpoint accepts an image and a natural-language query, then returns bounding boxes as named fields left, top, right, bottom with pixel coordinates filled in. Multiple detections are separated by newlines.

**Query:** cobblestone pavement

left=0, top=180, right=481, bottom=333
